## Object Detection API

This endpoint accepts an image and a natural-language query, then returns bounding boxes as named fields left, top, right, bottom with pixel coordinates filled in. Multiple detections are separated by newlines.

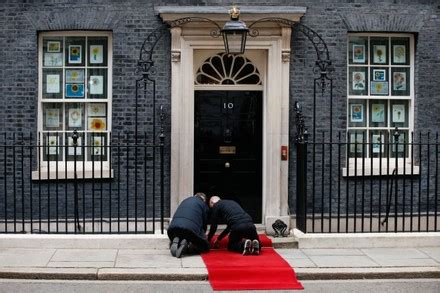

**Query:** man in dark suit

left=167, top=193, right=210, bottom=258
left=207, top=196, right=260, bottom=255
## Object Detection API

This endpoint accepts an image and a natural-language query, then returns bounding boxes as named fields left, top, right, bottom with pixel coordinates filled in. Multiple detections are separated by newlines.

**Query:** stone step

left=0, top=233, right=298, bottom=249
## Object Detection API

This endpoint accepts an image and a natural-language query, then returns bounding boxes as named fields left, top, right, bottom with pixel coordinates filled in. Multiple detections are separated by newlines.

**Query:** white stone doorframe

left=158, top=6, right=306, bottom=232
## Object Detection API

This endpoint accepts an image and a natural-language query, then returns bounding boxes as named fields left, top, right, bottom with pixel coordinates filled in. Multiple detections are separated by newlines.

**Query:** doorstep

left=0, top=233, right=298, bottom=249
left=292, top=229, right=440, bottom=249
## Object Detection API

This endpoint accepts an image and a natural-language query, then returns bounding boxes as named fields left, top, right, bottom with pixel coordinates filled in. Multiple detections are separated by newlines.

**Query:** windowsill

left=343, top=159, right=420, bottom=177
left=32, top=163, right=113, bottom=180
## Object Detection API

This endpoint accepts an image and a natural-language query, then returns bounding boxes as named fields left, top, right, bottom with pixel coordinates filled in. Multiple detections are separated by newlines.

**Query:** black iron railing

left=0, top=131, right=165, bottom=234
left=295, top=122, right=439, bottom=233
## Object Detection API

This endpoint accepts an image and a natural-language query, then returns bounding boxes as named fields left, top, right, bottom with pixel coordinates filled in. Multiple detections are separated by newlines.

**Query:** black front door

left=194, top=90, right=263, bottom=222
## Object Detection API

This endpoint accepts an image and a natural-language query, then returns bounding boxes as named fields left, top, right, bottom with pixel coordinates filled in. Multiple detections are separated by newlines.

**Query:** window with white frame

left=347, top=33, right=414, bottom=160
left=38, top=31, right=112, bottom=167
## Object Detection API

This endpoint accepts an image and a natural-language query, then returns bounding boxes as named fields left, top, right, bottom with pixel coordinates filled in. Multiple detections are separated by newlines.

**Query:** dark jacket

left=167, top=196, right=209, bottom=251
left=208, top=199, right=254, bottom=242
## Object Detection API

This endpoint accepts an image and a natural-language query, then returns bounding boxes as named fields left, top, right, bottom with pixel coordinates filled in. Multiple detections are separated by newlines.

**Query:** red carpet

left=201, top=235, right=303, bottom=291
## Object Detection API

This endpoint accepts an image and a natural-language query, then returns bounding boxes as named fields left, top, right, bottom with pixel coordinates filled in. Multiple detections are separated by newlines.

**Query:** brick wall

left=0, top=0, right=439, bottom=225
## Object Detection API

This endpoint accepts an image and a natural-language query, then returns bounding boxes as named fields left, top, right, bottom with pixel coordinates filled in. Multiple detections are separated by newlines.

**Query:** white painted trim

left=170, top=27, right=292, bottom=226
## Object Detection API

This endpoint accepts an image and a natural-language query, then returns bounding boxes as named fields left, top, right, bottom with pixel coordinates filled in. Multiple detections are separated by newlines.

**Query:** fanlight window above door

left=195, top=53, right=262, bottom=85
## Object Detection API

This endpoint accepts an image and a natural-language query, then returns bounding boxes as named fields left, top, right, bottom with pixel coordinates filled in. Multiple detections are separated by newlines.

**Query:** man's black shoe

left=176, top=239, right=188, bottom=258
left=242, top=239, right=252, bottom=255
left=251, top=239, right=260, bottom=255
left=170, top=237, right=179, bottom=257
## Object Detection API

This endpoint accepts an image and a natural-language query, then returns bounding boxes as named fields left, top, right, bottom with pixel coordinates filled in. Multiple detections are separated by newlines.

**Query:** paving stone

left=308, top=255, right=379, bottom=268
left=419, top=247, right=440, bottom=262
left=284, top=257, right=317, bottom=268
left=371, top=258, right=439, bottom=267
left=302, top=249, right=363, bottom=256
left=361, top=248, right=429, bottom=260
left=117, top=249, right=170, bottom=256
left=51, top=249, right=118, bottom=262
left=47, top=261, right=115, bottom=268
left=0, top=249, right=55, bottom=267
left=115, top=253, right=182, bottom=268
left=181, top=255, right=205, bottom=268
left=276, top=249, right=309, bottom=259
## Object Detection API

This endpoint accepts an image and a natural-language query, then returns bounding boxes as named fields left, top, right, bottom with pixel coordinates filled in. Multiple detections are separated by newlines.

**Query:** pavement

left=0, top=245, right=439, bottom=281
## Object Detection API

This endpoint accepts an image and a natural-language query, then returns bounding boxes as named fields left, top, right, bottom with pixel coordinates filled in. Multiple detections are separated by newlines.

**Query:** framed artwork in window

left=371, top=103, right=385, bottom=123
left=47, top=41, right=61, bottom=53
left=392, top=104, right=405, bottom=123
left=373, top=69, right=386, bottom=81
left=66, top=69, right=84, bottom=83
left=392, top=71, right=406, bottom=91
left=89, top=75, right=104, bottom=95
left=45, top=108, right=60, bottom=128
left=46, top=74, right=60, bottom=94
left=350, top=104, right=364, bottom=122
left=88, top=103, right=106, bottom=116
left=352, top=45, right=365, bottom=63
left=92, top=136, right=104, bottom=155
left=88, top=117, right=106, bottom=131
left=68, top=108, right=82, bottom=127
left=371, top=81, right=388, bottom=95
left=44, top=53, right=63, bottom=67
left=90, top=45, right=104, bottom=64
left=66, top=84, right=84, bottom=98
left=47, top=135, right=59, bottom=155
left=373, top=45, right=387, bottom=64
left=393, top=45, right=406, bottom=64
left=68, top=45, right=82, bottom=64
left=352, top=71, right=366, bottom=91
left=371, top=134, right=385, bottom=154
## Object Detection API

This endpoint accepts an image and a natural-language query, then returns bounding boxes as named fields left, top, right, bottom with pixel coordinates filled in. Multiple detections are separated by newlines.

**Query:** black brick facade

left=0, top=1, right=439, bottom=228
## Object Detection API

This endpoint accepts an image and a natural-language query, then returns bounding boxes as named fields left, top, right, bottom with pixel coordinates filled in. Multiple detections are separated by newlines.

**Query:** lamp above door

left=221, top=6, right=249, bottom=54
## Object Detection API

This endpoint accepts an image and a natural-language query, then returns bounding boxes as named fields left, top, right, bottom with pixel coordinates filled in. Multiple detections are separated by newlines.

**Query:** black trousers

left=227, top=223, right=259, bottom=253
left=168, top=227, right=210, bottom=253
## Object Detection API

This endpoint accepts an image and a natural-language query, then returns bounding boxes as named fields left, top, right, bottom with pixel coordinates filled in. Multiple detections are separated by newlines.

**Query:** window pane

left=348, top=130, right=367, bottom=158
left=43, top=103, right=63, bottom=131
left=87, top=69, right=107, bottom=99
left=87, top=103, right=107, bottom=131
left=65, top=103, right=85, bottom=131
left=391, top=37, right=410, bottom=65
left=369, top=100, right=387, bottom=128
left=65, top=37, right=86, bottom=67
left=370, top=37, right=388, bottom=65
left=390, top=100, right=409, bottom=128
left=43, top=132, right=63, bottom=161
left=43, top=69, right=63, bottom=99
left=348, top=36, right=368, bottom=65
left=87, top=37, right=108, bottom=67
left=87, top=133, right=107, bottom=161
left=43, top=37, right=63, bottom=67
left=65, top=132, right=84, bottom=161
left=390, top=130, right=409, bottom=158
left=369, top=130, right=388, bottom=158
left=348, top=99, right=366, bottom=127
left=349, top=66, right=368, bottom=95
left=391, top=67, right=410, bottom=96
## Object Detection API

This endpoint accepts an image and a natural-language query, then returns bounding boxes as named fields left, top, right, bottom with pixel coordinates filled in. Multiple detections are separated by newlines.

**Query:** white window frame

left=33, top=31, right=113, bottom=180
left=344, top=33, right=418, bottom=176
